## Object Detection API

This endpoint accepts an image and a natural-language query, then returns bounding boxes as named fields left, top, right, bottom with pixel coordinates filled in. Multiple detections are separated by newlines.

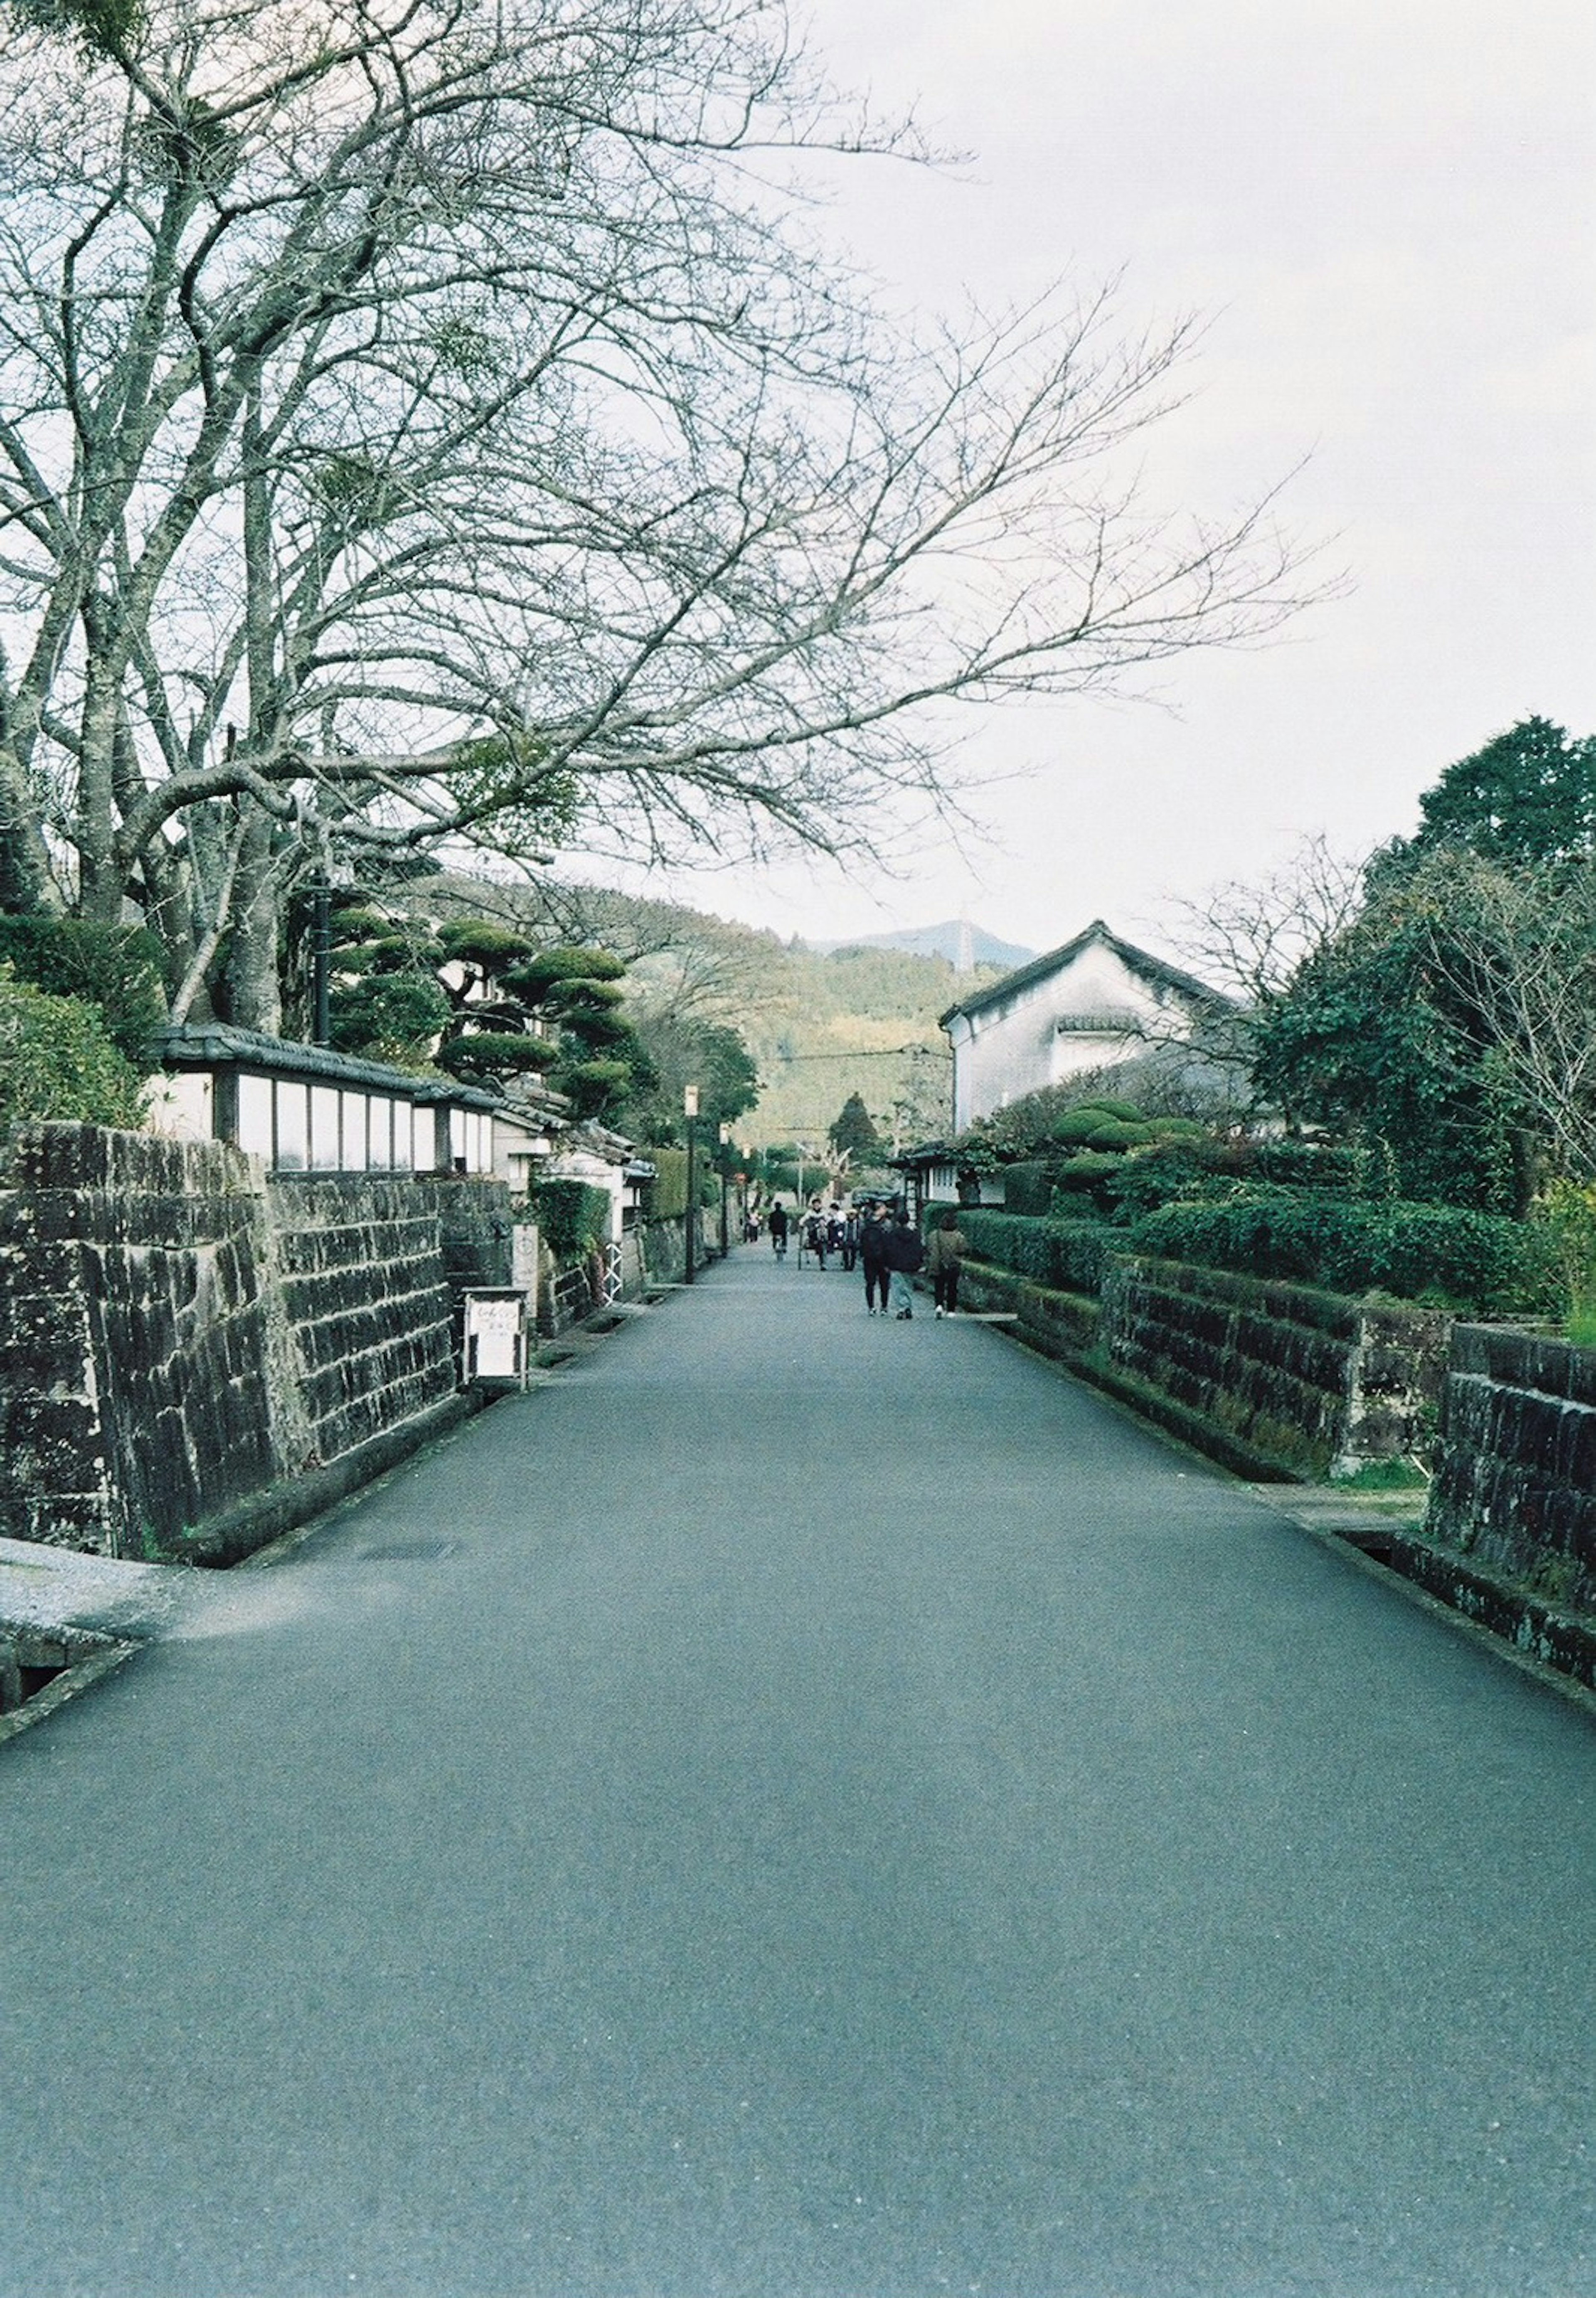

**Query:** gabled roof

left=938, top=919, right=1231, bottom=1030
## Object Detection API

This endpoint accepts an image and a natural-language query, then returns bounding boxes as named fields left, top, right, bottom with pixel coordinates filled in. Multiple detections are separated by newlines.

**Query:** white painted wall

left=948, top=937, right=1201, bottom=1130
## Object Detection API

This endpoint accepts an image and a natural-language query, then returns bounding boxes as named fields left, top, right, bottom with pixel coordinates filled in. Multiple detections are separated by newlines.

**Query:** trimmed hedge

left=931, top=1203, right=1116, bottom=1297
left=1002, top=1160, right=1054, bottom=1217
left=529, top=1179, right=612, bottom=1265
left=1127, top=1187, right=1557, bottom=1316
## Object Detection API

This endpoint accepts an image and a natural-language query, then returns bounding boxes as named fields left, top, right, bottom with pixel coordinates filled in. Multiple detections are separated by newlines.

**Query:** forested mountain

left=413, top=875, right=1007, bottom=1148
left=810, top=921, right=1034, bottom=971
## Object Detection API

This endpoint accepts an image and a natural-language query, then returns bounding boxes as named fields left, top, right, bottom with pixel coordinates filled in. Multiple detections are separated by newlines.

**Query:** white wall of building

left=947, top=937, right=1200, bottom=1131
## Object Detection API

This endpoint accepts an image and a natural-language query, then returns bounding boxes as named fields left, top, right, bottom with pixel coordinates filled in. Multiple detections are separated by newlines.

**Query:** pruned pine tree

left=0, top=0, right=1320, bottom=1029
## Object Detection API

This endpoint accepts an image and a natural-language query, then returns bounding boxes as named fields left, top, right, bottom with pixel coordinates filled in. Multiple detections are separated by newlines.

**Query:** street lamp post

left=683, top=1084, right=699, bottom=1284
left=718, top=1122, right=731, bottom=1256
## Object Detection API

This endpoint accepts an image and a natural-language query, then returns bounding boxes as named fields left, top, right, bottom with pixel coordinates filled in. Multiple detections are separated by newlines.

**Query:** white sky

left=585, top=0, right=1596, bottom=958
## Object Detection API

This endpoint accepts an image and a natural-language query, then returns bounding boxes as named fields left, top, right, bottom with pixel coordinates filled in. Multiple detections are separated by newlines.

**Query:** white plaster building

left=939, top=920, right=1231, bottom=1133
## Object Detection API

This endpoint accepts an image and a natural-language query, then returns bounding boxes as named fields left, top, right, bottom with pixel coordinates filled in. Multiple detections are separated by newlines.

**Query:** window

left=310, top=1086, right=340, bottom=1171
left=367, top=1097, right=393, bottom=1170
left=237, top=1074, right=273, bottom=1158
left=337, top=1092, right=364, bottom=1171
left=275, top=1082, right=308, bottom=1172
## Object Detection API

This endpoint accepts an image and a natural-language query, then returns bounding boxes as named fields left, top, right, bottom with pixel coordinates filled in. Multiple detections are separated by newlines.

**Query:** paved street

left=2, top=1245, right=1594, bottom=2297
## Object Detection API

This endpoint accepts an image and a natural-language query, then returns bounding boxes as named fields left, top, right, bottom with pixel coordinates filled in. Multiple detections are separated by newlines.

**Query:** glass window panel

left=237, top=1074, right=273, bottom=1158
left=367, top=1096, right=392, bottom=1170
left=275, top=1082, right=307, bottom=1172
left=309, top=1085, right=340, bottom=1170
left=339, top=1092, right=365, bottom=1170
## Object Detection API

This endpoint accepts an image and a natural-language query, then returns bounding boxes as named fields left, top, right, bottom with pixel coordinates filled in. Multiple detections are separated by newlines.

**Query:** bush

left=1049, top=1100, right=1148, bottom=1147
left=936, top=1204, right=1117, bottom=1297
left=0, top=916, right=166, bottom=1064
left=643, top=1145, right=689, bottom=1219
left=0, top=970, right=147, bottom=1129
left=529, top=1179, right=612, bottom=1264
left=1002, top=1160, right=1054, bottom=1217
left=1250, top=1137, right=1362, bottom=1193
left=1128, top=1187, right=1557, bottom=1315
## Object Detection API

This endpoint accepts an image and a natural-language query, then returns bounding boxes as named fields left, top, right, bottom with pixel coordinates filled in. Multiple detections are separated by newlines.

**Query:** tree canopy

left=0, top=0, right=1316, bottom=1032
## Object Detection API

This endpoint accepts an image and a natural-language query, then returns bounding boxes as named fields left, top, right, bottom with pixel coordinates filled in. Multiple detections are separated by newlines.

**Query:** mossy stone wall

left=1427, top=1326, right=1596, bottom=1611
left=0, top=1123, right=514, bottom=1558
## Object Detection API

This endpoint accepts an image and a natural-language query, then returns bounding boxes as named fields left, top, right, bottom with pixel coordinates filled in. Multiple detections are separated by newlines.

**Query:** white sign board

left=464, top=1290, right=527, bottom=1384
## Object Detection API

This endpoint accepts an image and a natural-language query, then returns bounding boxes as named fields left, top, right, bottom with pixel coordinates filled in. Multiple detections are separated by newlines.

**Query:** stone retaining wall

left=0, top=1123, right=514, bottom=1559
left=1100, top=1259, right=1449, bottom=1480
left=1427, top=1326, right=1596, bottom=1611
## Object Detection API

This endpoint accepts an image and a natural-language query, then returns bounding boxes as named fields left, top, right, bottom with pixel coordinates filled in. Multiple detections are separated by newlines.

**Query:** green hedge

left=1002, top=1160, right=1054, bottom=1217
left=529, top=1180, right=612, bottom=1265
left=1127, top=1187, right=1557, bottom=1315
left=932, top=1204, right=1116, bottom=1297
left=642, top=1146, right=689, bottom=1219
left=0, top=917, right=166, bottom=1065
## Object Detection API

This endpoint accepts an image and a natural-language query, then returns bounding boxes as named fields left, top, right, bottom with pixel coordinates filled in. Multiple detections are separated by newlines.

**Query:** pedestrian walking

left=841, top=1207, right=860, bottom=1271
left=768, top=1201, right=788, bottom=1260
left=925, top=1209, right=967, bottom=1317
left=860, top=1200, right=891, bottom=1314
left=803, top=1198, right=828, bottom=1269
left=883, top=1210, right=926, bottom=1320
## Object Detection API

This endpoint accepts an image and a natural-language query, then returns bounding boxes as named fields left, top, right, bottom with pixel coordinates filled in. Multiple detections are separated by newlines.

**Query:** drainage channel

left=0, top=1623, right=139, bottom=1746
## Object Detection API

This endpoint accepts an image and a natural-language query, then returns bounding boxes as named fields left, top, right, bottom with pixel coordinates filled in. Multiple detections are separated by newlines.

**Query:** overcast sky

left=586, top=0, right=1595, bottom=959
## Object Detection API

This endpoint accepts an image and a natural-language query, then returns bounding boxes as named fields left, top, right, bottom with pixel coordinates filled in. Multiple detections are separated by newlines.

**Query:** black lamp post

left=718, top=1122, right=731, bottom=1256
left=684, top=1084, right=699, bottom=1284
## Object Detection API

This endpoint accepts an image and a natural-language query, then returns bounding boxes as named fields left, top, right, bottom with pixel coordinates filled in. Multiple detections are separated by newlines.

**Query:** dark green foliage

left=436, top=1030, right=558, bottom=1078
left=437, top=919, right=535, bottom=967
left=330, top=973, right=450, bottom=1062
left=559, top=1059, right=635, bottom=1118
left=0, top=969, right=147, bottom=1127
left=506, top=946, right=626, bottom=998
left=1128, top=1188, right=1557, bottom=1315
left=1049, top=1100, right=1150, bottom=1147
left=12, top=0, right=141, bottom=54
left=0, top=916, right=165, bottom=1066
left=642, top=1147, right=690, bottom=1219
left=1002, top=1160, right=1054, bottom=1216
left=528, top=1180, right=612, bottom=1265
left=1392, top=715, right=1596, bottom=870
left=1250, top=1138, right=1362, bottom=1192
left=933, top=1204, right=1116, bottom=1297
left=618, top=1015, right=758, bottom=1144
left=828, top=1090, right=883, bottom=1163
left=1249, top=886, right=1524, bottom=1211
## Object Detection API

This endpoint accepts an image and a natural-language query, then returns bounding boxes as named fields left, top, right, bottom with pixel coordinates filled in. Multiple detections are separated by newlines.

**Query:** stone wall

left=1427, top=1326, right=1596, bottom=1611
left=1100, top=1258, right=1450, bottom=1480
left=0, top=1123, right=514, bottom=1561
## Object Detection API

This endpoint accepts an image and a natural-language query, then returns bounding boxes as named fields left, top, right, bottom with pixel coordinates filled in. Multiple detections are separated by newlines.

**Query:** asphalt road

left=2, top=1246, right=1594, bottom=2298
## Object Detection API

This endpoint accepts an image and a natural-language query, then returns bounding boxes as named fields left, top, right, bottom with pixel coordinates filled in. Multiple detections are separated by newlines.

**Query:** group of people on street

left=761, top=1193, right=966, bottom=1320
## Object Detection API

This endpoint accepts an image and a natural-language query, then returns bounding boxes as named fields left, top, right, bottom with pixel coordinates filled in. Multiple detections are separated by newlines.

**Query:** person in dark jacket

left=860, top=1202, right=891, bottom=1313
left=883, top=1212, right=926, bottom=1319
left=925, top=1210, right=967, bottom=1317
left=768, top=1200, right=788, bottom=1259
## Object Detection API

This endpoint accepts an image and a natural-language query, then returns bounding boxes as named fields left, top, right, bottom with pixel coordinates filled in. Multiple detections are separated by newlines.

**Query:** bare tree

left=1415, top=852, right=1596, bottom=1182
left=0, top=0, right=1325, bottom=1027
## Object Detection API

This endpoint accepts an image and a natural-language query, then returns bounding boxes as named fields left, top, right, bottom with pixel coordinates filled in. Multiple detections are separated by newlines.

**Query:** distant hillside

left=812, top=920, right=1034, bottom=973
left=409, top=873, right=1003, bottom=1149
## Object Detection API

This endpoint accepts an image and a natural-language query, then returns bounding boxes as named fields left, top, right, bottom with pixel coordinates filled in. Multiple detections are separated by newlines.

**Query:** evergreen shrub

left=0, top=917, right=166, bottom=1064
left=529, top=1179, right=612, bottom=1264
left=1128, top=1187, right=1557, bottom=1315
left=935, top=1204, right=1116, bottom=1297
left=1002, top=1160, right=1054, bottom=1217
left=0, top=969, right=148, bottom=1128
left=644, top=1146, right=689, bottom=1219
